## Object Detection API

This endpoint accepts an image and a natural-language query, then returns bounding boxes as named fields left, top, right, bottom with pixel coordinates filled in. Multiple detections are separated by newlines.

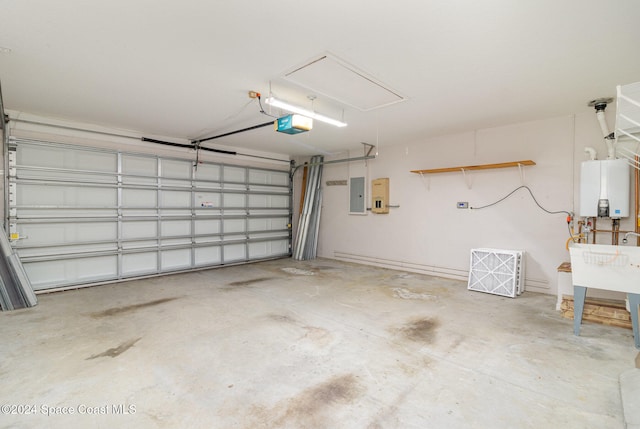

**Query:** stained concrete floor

left=0, top=258, right=637, bottom=429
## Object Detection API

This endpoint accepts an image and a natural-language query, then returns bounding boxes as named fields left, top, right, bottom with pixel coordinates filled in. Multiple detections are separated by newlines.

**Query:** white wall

left=314, top=108, right=637, bottom=298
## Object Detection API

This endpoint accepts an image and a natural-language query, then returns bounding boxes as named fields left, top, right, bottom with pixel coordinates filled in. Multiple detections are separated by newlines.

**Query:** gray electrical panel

left=349, top=177, right=366, bottom=214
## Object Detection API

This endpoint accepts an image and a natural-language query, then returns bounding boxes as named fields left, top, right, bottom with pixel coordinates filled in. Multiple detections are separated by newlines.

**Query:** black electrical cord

left=470, top=185, right=572, bottom=216
left=257, top=95, right=278, bottom=118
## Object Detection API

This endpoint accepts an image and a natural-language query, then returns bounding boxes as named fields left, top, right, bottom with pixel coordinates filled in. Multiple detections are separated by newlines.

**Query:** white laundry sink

left=568, top=242, right=640, bottom=349
left=569, top=243, right=640, bottom=293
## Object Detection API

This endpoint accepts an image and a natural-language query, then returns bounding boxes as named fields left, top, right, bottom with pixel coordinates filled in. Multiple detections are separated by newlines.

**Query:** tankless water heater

left=579, top=159, right=630, bottom=218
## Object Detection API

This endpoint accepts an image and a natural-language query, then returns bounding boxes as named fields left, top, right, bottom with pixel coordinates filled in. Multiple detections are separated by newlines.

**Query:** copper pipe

left=592, top=217, right=597, bottom=244
left=592, top=224, right=635, bottom=246
left=591, top=228, right=634, bottom=234
left=577, top=220, right=584, bottom=243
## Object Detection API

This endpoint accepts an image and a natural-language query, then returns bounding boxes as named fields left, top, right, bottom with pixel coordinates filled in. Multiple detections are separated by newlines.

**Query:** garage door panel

left=122, top=209, right=157, bottom=217
left=223, top=166, right=245, bottom=182
left=75, top=187, right=117, bottom=206
left=122, top=253, right=158, bottom=276
left=194, top=209, right=222, bottom=217
left=195, top=246, right=221, bottom=266
left=122, top=189, right=157, bottom=207
left=162, top=159, right=191, bottom=179
left=223, top=219, right=245, bottom=234
left=18, top=244, right=117, bottom=260
left=194, top=192, right=221, bottom=208
left=161, top=249, right=191, bottom=270
left=248, top=233, right=290, bottom=243
left=9, top=139, right=291, bottom=290
left=122, top=221, right=157, bottom=240
left=75, top=151, right=118, bottom=172
left=17, top=144, right=117, bottom=172
left=17, top=184, right=116, bottom=206
left=249, top=170, right=289, bottom=186
left=162, top=238, right=191, bottom=247
left=24, top=255, right=118, bottom=290
left=17, top=170, right=115, bottom=184
left=160, top=191, right=190, bottom=208
left=223, top=243, right=246, bottom=262
left=195, top=219, right=220, bottom=235
left=248, top=194, right=289, bottom=208
left=161, top=220, right=191, bottom=237
left=249, top=240, right=289, bottom=259
left=159, top=210, right=191, bottom=218
left=249, top=209, right=289, bottom=216
left=224, top=193, right=245, bottom=207
left=75, top=255, right=118, bottom=280
left=122, top=156, right=157, bottom=184
left=194, top=164, right=221, bottom=182
left=194, top=236, right=222, bottom=244
left=22, top=261, right=67, bottom=289
left=15, top=222, right=117, bottom=246
left=122, top=240, right=157, bottom=250
left=248, top=218, right=288, bottom=232
left=163, top=179, right=191, bottom=188
left=17, top=145, right=66, bottom=168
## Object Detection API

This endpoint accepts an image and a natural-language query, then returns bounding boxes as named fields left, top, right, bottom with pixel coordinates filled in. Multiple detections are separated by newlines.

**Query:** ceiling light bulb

left=264, top=97, right=347, bottom=127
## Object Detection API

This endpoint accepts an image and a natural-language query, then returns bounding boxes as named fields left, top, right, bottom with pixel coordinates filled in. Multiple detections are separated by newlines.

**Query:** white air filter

left=468, top=248, right=525, bottom=298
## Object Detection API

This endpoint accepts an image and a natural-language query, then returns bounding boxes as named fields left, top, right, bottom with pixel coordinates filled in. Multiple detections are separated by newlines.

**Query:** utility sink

left=568, top=242, right=640, bottom=349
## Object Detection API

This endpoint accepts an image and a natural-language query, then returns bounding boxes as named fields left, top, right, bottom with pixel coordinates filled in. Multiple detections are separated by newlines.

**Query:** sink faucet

left=622, top=232, right=640, bottom=244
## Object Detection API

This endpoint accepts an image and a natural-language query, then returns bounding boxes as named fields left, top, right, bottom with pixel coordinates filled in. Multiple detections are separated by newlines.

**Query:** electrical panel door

left=371, top=178, right=389, bottom=214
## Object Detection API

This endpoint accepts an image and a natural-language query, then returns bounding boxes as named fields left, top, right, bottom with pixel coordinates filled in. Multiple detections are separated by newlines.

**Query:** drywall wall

left=315, top=108, right=635, bottom=297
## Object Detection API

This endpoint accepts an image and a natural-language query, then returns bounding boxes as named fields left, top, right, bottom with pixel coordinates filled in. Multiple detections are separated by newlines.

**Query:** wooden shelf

left=411, top=160, right=535, bottom=174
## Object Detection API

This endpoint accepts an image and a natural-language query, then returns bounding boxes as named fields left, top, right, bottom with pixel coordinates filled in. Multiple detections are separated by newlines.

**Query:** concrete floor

left=0, top=258, right=637, bottom=429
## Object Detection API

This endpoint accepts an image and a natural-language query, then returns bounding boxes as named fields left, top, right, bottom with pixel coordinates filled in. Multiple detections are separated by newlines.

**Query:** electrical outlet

left=457, top=201, right=469, bottom=209
left=248, top=91, right=260, bottom=99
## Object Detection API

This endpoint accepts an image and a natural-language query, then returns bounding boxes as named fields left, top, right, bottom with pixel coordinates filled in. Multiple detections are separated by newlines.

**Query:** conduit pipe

left=293, top=155, right=323, bottom=260
left=584, top=147, right=597, bottom=161
left=590, top=98, right=616, bottom=159
left=596, top=108, right=612, bottom=139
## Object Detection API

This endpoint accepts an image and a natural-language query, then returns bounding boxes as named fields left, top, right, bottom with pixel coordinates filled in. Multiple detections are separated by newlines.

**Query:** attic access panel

left=283, top=53, right=406, bottom=111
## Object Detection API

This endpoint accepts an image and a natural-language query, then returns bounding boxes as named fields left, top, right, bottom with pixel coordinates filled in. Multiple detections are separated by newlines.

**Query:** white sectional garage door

left=7, top=138, right=291, bottom=290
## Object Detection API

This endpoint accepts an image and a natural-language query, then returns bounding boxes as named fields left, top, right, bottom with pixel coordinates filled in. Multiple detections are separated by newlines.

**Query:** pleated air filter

left=468, top=248, right=525, bottom=298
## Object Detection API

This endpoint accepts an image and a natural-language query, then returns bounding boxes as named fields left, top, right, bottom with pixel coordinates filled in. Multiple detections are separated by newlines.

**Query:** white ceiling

left=1, top=0, right=639, bottom=157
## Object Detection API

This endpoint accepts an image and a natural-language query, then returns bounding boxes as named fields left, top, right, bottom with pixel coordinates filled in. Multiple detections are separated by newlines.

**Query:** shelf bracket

left=418, top=171, right=430, bottom=190
left=517, top=162, right=523, bottom=184
left=461, top=168, right=472, bottom=189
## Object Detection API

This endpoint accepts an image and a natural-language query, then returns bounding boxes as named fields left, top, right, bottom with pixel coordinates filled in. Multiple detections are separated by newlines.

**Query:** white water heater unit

left=579, top=159, right=630, bottom=218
